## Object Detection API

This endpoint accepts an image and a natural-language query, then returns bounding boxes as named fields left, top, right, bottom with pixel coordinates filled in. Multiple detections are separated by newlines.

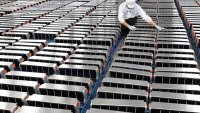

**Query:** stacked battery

left=89, top=0, right=200, bottom=113
left=0, top=0, right=200, bottom=113
left=0, top=0, right=53, bottom=37
left=176, top=0, right=200, bottom=48
left=150, top=0, right=200, bottom=113
left=0, top=0, right=121, bottom=113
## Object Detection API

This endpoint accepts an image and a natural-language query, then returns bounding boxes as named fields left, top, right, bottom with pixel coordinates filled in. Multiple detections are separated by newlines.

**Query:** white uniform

left=118, top=2, right=152, bottom=24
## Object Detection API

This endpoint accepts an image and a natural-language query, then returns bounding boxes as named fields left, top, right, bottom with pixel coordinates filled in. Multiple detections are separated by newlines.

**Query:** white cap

left=126, top=0, right=136, bottom=8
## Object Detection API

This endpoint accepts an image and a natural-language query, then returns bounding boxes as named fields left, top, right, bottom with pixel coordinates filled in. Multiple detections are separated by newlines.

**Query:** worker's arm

left=138, top=6, right=154, bottom=27
left=148, top=20, right=157, bottom=27
left=121, top=20, right=136, bottom=30
left=138, top=5, right=165, bottom=30
left=122, top=21, right=130, bottom=28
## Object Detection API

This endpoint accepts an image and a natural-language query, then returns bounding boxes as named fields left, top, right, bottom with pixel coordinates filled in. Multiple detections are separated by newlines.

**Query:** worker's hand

left=155, top=25, right=165, bottom=31
left=128, top=25, right=136, bottom=31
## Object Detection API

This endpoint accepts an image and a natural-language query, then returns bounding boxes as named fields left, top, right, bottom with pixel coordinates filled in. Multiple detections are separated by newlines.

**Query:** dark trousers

left=121, top=17, right=138, bottom=37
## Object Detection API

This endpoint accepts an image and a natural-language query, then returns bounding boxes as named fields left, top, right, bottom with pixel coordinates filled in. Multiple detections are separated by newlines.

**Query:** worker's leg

left=120, top=17, right=138, bottom=38
left=120, top=24, right=129, bottom=38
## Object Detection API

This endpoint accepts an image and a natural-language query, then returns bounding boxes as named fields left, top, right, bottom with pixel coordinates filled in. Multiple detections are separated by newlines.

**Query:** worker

left=118, top=0, right=165, bottom=37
